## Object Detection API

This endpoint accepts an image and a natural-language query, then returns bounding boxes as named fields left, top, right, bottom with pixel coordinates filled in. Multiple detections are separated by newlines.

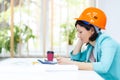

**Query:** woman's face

left=76, top=24, right=94, bottom=43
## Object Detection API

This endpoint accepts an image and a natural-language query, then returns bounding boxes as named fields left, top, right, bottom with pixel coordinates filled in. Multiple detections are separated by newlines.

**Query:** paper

left=45, top=65, right=78, bottom=71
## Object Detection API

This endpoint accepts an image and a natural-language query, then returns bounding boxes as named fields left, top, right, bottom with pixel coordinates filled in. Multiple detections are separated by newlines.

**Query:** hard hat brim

left=74, top=18, right=80, bottom=20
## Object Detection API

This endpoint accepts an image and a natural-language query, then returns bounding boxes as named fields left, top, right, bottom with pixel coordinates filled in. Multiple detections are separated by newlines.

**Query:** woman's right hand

left=72, top=39, right=83, bottom=55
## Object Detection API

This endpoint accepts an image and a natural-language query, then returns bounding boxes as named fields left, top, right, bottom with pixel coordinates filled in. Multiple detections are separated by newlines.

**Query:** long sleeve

left=70, top=50, right=87, bottom=62
left=70, top=44, right=92, bottom=62
left=93, top=37, right=118, bottom=73
left=92, top=33, right=120, bottom=75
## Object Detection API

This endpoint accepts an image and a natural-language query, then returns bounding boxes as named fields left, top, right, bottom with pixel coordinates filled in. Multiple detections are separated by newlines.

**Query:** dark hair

left=75, top=20, right=100, bottom=41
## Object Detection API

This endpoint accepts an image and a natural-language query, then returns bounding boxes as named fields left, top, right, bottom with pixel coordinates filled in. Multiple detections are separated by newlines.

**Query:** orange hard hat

left=75, top=7, right=107, bottom=29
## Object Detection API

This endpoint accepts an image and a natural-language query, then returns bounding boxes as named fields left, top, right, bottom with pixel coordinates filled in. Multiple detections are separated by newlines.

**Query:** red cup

left=47, top=51, right=54, bottom=61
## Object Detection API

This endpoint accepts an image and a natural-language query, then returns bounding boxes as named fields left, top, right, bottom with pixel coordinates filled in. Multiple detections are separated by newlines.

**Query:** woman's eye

left=79, top=31, right=82, bottom=33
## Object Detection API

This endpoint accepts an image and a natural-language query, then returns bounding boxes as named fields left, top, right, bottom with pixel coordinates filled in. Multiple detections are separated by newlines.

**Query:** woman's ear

left=90, top=27, right=95, bottom=34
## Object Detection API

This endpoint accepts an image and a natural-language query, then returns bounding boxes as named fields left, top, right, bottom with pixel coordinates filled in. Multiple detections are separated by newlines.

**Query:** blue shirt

left=70, top=32, right=120, bottom=80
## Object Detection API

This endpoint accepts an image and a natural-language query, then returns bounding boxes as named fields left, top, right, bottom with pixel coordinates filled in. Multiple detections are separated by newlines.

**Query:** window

left=0, top=0, right=96, bottom=58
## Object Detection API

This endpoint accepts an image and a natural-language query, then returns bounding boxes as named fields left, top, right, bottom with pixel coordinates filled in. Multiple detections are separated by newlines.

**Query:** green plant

left=60, top=23, right=76, bottom=45
left=0, top=27, right=9, bottom=53
left=0, top=25, right=35, bottom=54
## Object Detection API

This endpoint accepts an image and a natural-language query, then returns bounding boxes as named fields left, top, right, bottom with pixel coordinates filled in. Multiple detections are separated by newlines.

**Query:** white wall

left=96, top=0, right=120, bottom=43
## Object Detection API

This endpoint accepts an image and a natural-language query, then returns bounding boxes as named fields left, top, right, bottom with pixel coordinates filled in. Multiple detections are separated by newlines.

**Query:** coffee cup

left=47, top=51, right=54, bottom=61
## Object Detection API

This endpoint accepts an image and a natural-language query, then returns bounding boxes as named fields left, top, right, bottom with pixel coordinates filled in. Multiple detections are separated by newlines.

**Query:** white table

left=0, top=58, right=104, bottom=80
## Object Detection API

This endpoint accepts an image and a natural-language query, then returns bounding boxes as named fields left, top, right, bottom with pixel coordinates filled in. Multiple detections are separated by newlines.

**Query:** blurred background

left=0, top=0, right=120, bottom=58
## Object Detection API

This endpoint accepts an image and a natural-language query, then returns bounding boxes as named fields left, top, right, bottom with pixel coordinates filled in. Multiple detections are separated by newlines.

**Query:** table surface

left=0, top=58, right=104, bottom=80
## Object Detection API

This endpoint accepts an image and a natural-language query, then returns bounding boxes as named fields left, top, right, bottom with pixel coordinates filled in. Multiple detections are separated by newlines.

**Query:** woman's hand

left=72, top=39, right=84, bottom=55
left=56, top=57, right=73, bottom=64
left=56, top=57, right=93, bottom=70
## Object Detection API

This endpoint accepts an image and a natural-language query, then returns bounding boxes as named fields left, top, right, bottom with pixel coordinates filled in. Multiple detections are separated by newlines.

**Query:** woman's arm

left=56, top=57, right=93, bottom=70
left=70, top=38, right=88, bottom=61
left=72, top=61, right=93, bottom=70
left=72, top=39, right=83, bottom=55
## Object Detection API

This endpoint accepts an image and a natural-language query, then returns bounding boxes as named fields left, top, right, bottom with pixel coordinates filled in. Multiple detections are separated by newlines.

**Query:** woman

left=57, top=7, right=120, bottom=80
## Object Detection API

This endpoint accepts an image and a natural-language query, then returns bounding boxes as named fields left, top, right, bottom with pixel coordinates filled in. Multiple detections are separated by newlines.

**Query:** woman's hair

left=75, top=20, right=100, bottom=41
